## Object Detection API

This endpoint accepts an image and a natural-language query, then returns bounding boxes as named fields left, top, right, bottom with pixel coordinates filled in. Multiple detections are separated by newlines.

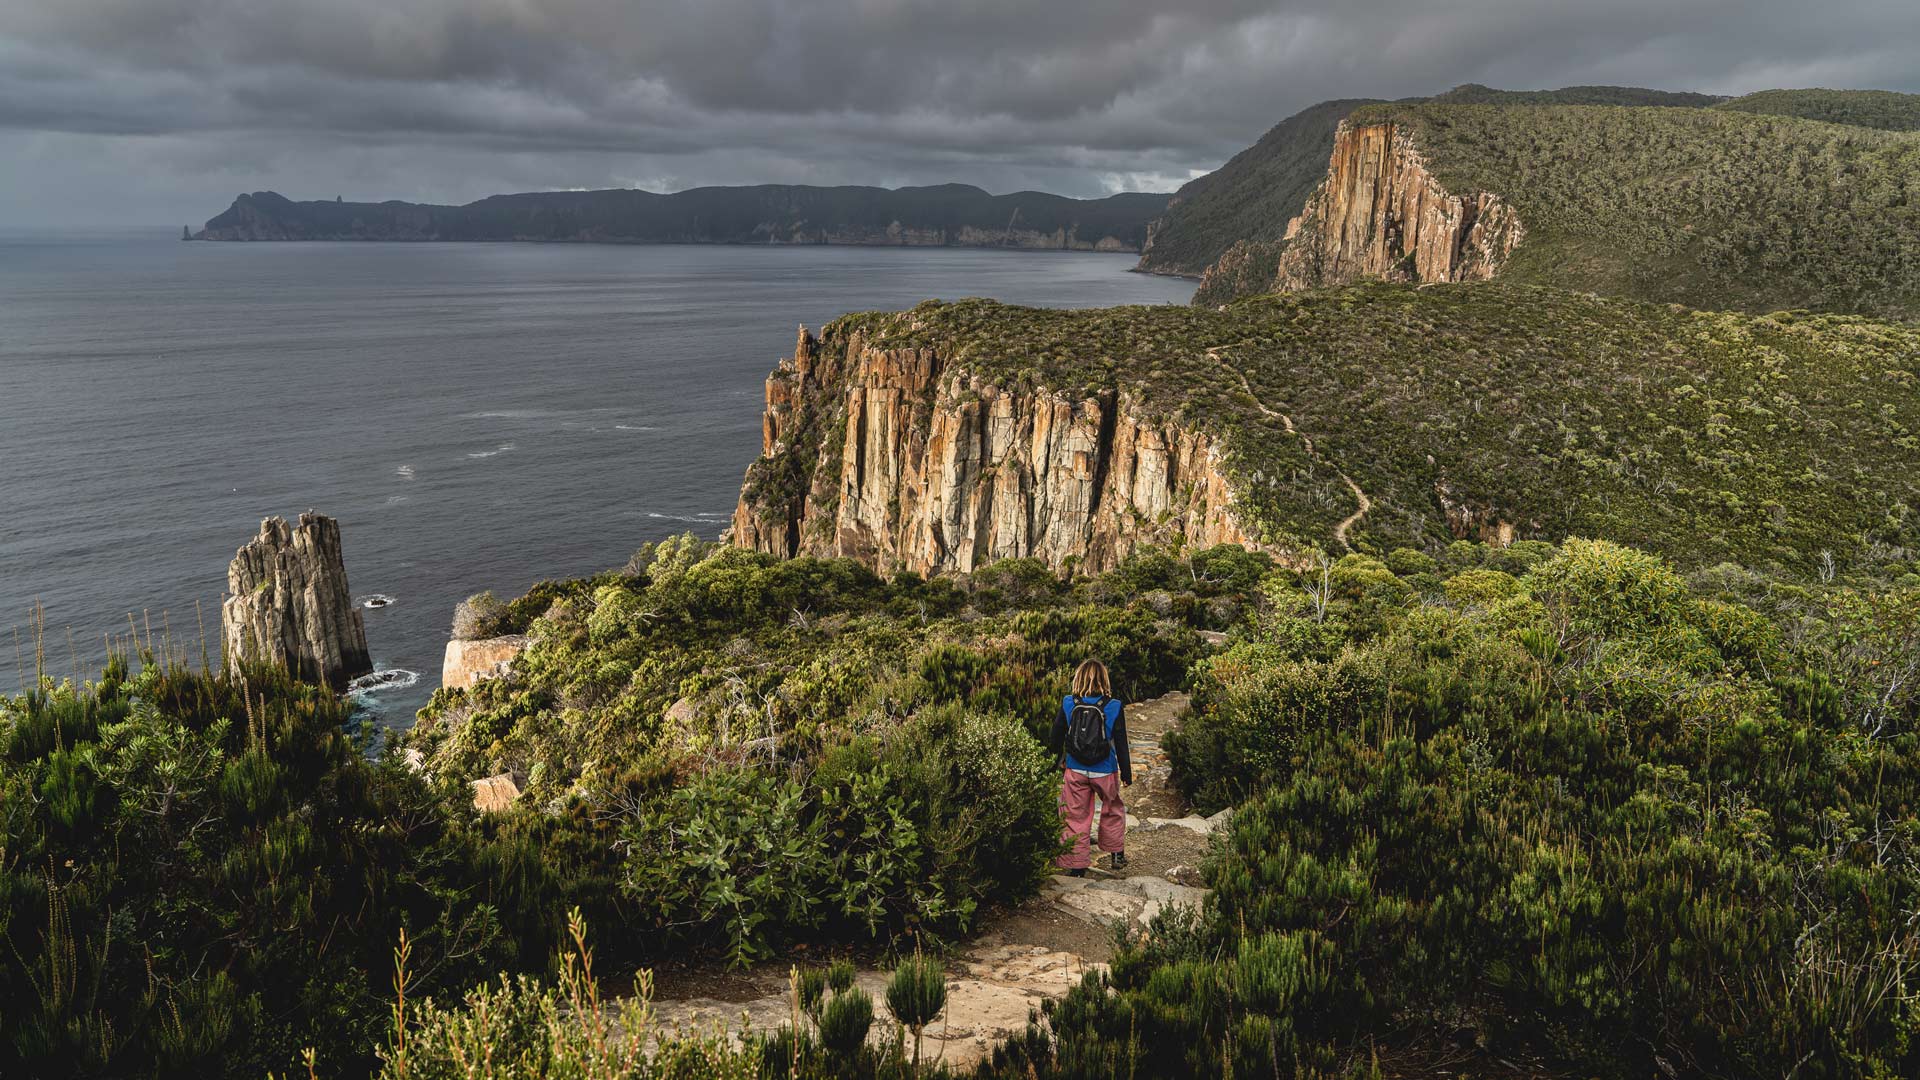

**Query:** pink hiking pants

left=1057, top=769, right=1125, bottom=870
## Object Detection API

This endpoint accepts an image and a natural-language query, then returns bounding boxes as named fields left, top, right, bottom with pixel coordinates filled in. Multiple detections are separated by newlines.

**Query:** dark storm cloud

left=1, top=0, right=1916, bottom=223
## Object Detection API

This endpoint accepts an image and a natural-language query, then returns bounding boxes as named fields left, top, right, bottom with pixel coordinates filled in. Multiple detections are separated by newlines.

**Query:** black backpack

left=1065, top=695, right=1113, bottom=767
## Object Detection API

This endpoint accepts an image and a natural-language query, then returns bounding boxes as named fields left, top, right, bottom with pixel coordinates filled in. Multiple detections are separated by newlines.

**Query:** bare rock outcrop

left=1276, top=121, right=1523, bottom=289
left=733, top=326, right=1259, bottom=576
left=1198, top=119, right=1524, bottom=303
left=441, top=635, right=527, bottom=691
left=221, top=513, right=372, bottom=690
left=1434, top=478, right=1525, bottom=547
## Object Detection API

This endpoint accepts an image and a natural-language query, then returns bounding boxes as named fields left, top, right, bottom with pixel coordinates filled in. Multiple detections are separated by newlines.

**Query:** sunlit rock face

left=222, top=513, right=371, bottom=690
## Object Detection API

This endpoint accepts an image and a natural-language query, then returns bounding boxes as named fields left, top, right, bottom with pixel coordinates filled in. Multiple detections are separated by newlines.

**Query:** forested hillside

left=1716, top=87, right=1920, bottom=130
left=1192, top=101, right=1920, bottom=314
left=1382, top=103, right=1920, bottom=314
left=194, top=185, right=1169, bottom=249
left=1135, top=85, right=1726, bottom=278
left=1133, top=99, right=1377, bottom=277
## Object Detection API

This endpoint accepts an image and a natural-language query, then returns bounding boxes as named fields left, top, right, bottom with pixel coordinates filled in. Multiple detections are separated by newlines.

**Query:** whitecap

left=467, top=442, right=517, bottom=459
left=395, top=465, right=415, bottom=480
left=614, top=424, right=656, bottom=432
left=347, top=669, right=420, bottom=697
left=645, top=511, right=734, bottom=523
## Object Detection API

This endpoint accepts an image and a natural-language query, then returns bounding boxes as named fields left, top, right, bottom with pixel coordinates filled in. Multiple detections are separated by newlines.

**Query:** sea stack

left=222, top=512, right=372, bottom=690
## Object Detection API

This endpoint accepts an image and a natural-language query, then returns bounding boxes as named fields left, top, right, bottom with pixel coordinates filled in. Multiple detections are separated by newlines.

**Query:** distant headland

left=187, top=184, right=1170, bottom=250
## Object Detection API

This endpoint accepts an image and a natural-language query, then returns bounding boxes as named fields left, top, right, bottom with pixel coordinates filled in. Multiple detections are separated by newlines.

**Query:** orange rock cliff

left=732, top=326, right=1259, bottom=575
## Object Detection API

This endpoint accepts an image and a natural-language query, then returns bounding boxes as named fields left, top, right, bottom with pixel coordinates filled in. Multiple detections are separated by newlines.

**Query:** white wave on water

left=383, top=495, right=409, bottom=506
left=613, top=424, right=656, bottom=432
left=467, top=443, right=516, bottom=458
left=360, top=594, right=396, bottom=609
left=347, top=669, right=419, bottom=697
left=464, top=409, right=554, bottom=420
left=395, top=465, right=415, bottom=480
left=644, top=511, right=732, bottom=523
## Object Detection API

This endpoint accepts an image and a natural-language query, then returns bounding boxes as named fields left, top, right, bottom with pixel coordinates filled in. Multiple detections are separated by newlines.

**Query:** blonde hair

left=1072, top=658, right=1111, bottom=698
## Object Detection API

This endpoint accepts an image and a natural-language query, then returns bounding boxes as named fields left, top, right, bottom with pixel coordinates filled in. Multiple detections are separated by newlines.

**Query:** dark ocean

left=0, top=228, right=1192, bottom=723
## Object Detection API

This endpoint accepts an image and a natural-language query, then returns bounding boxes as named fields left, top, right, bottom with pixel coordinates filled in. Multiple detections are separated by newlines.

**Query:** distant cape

left=191, top=184, right=1171, bottom=251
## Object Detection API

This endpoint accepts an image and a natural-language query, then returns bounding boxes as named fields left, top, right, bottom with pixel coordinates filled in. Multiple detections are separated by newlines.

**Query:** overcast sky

left=1, top=0, right=1915, bottom=226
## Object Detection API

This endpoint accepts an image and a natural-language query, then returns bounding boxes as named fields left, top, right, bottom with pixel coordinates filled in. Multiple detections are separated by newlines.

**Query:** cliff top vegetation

left=1714, top=87, right=1920, bottom=130
left=1135, top=85, right=1733, bottom=278
left=1347, top=102, right=1920, bottom=316
left=818, top=284, right=1920, bottom=579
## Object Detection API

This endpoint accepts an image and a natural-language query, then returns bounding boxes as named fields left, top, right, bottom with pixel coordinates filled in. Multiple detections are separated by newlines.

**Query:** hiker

left=1052, top=658, right=1131, bottom=877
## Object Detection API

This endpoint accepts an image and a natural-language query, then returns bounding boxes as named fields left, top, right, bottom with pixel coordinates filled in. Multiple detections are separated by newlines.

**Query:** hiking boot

left=1107, top=851, right=1129, bottom=872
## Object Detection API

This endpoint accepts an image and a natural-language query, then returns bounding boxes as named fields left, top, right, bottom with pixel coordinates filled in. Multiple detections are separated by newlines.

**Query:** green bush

left=885, top=953, right=947, bottom=1070
left=816, top=987, right=876, bottom=1058
left=403, top=544, right=1234, bottom=967
left=0, top=661, right=542, bottom=1079
left=989, top=540, right=1920, bottom=1078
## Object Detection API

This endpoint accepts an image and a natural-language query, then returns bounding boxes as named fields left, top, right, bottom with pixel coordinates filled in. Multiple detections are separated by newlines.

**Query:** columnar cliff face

left=222, top=513, right=372, bottom=690
left=1196, top=121, right=1524, bottom=304
left=733, top=327, right=1257, bottom=576
left=1276, top=121, right=1524, bottom=289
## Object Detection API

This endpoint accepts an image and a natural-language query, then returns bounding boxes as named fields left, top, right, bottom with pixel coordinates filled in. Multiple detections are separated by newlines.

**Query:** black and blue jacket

left=1050, top=695, right=1131, bottom=784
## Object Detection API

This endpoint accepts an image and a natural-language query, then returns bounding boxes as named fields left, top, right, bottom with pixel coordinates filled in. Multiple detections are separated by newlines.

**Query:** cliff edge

left=1197, top=120, right=1522, bottom=303
left=727, top=289, right=1920, bottom=577
left=732, top=325, right=1258, bottom=576
left=1196, top=103, right=1920, bottom=315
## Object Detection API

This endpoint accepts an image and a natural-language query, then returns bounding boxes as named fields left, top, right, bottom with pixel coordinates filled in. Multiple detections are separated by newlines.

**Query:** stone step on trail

left=1042, top=689, right=1216, bottom=934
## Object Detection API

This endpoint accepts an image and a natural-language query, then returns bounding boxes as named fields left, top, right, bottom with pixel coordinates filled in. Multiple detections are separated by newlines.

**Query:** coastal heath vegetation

left=1180, top=91, right=1920, bottom=314
left=0, top=656, right=561, bottom=1079
left=1135, top=84, right=1736, bottom=279
left=1367, top=102, right=1920, bottom=315
left=986, top=538, right=1920, bottom=1078
left=7, top=532, right=1916, bottom=1078
left=795, top=287, right=1920, bottom=579
left=407, top=535, right=1265, bottom=968
left=0, top=539, right=1264, bottom=1078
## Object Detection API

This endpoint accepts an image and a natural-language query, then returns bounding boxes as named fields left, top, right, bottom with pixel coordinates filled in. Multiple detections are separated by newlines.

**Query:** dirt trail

left=647, top=689, right=1220, bottom=1069
left=1205, top=341, right=1371, bottom=551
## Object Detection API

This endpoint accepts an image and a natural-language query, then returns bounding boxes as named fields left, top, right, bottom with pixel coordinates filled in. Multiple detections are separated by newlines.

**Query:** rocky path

left=1205, top=341, right=1371, bottom=551
left=648, top=689, right=1220, bottom=1069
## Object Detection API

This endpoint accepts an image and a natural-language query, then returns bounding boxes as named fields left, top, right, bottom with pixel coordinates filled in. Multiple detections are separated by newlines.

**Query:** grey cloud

left=0, top=0, right=1915, bottom=224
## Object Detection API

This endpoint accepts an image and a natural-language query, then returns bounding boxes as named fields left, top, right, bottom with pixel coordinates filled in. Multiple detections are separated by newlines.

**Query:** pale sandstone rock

left=1053, top=885, right=1145, bottom=926
left=734, top=327, right=1266, bottom=576
left=221, top=513, right=371, bottom=690
left=471, top=772, right=524, bottom=813
left=664, top=696, right=698, bottom=725
left=1164, top=864, right=1206, bottom=888
left=441, top=635, right=527, bottom=690
left=1271, top=120, right=1525, bottom=292
left=1151, top=815, right=1217, bottom=836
